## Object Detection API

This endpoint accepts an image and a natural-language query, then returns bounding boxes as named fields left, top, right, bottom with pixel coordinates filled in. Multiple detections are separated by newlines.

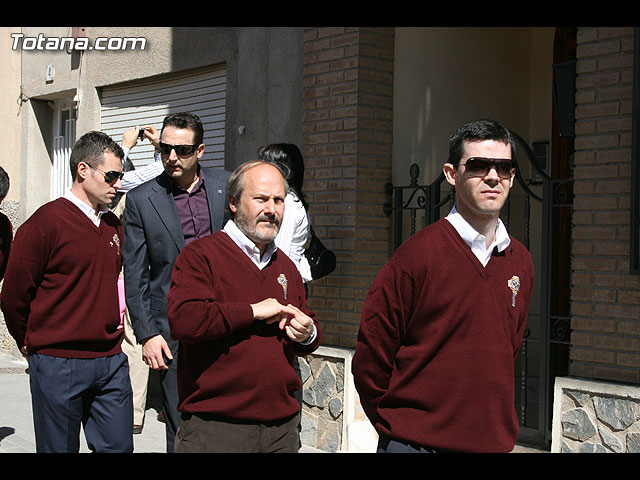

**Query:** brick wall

left=302, top=27, right=394, bottom=348
left=571, top=26, right=640, bottom=384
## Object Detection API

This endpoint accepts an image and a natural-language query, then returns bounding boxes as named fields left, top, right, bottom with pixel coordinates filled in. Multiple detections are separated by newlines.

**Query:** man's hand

left=143, top=125, right=160, bottom=149
left=122, top=126, right=141, bottom=150
left=20, top=345, right=29, bottom=374
left=142, top=334, right=173, bottom=370
left=122, top=125, right=160, bottom=150
left=251, top=298, right=296, bottom=326
left=250, top=299, right=314, bottom=343
left=283, top=304, right=315, bottom=343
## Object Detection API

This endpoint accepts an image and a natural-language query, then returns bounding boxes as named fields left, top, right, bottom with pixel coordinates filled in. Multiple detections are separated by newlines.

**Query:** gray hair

left=227, top=160, right=290, bottom=203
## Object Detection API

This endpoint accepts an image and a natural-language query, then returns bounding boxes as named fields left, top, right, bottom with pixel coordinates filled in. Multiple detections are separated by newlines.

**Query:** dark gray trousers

left=174, top=412, right=300, bottom=453
left=377, top=433, right=447, bottom=453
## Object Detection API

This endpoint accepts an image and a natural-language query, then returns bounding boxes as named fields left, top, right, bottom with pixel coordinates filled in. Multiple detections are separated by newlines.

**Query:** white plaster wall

left=392, top=27, right=555, bottom=186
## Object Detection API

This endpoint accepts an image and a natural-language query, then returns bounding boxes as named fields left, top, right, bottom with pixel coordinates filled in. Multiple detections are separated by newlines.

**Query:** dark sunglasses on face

left=88, top=164, right=124, bottom=184
left=455, top=157, right=514, bottom=179
left=159, top=142, right=200, bottom=156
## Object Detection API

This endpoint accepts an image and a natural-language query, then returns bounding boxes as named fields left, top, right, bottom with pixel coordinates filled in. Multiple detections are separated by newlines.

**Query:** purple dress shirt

left=171, top=173, right=212, bottom=245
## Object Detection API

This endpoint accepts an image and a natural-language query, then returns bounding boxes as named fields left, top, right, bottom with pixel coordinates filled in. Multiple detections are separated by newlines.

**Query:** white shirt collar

left=445, top=206, right=511, bottom=267
left=223, top=219, right=278, bottom=270
left=63, top=190, right=109, bottom=227
left=222, top=218, right=317, bottom=345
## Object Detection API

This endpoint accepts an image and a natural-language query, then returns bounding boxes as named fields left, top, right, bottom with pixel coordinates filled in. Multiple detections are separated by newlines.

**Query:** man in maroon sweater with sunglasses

left=1, top=131, right=132, bottom=453
left=353, top=119, right=535, bottom=453
left=167, top=160, right=321, bottom=453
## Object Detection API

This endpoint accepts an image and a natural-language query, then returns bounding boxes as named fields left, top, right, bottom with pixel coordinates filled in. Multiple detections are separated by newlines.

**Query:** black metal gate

left=383, top=131, right=572, bottom=448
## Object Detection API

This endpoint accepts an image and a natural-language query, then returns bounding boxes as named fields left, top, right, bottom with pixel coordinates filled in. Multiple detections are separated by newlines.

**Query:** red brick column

left=571, top=27, right=640, bottom=383
left=302, top=27, right=394, bottom=347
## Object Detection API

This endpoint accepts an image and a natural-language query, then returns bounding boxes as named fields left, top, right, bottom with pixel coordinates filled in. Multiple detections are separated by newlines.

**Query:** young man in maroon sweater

left=167, top=161, right=321, bottom=453
left=353, top=119, right=535, bottom=453
left=1, top=131, right=133, bottom=453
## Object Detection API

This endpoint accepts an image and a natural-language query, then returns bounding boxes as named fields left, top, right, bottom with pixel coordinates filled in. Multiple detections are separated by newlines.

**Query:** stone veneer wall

left=552, top=376, right=640, bottom=452
left=299, top=345, right=377, bottom=452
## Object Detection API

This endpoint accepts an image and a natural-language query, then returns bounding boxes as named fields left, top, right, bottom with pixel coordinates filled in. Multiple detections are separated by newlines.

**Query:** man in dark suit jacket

left=122, top=112, right=230, bottom=453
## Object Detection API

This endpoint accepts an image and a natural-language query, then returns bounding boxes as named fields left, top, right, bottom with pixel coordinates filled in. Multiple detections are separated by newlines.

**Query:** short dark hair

left=161, top=112, right=204, bottom=145
left=0, top=166, right=9, bottom=202
left=448, top=119, right=515, bottom=165
left=69, top=131, right=124, bottom=181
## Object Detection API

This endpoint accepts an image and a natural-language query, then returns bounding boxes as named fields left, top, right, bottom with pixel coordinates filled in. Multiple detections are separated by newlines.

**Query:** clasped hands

left=251, top=298, right=314, bottom=343
left=142, top=298, right=314, bottom=371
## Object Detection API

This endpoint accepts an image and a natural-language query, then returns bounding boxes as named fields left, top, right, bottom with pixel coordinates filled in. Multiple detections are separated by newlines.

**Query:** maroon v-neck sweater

left=1, top=198, right=123, bottom=358
left=353, top=218, right=534, bottom=453
left=167, top=230, right=321, bottom=423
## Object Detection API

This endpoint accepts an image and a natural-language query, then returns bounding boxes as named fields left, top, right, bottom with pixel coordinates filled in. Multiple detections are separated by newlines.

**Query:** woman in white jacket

left=257, top=143, right=313, bottom=290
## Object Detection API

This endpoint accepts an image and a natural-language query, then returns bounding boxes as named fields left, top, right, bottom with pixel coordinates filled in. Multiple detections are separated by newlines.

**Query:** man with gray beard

left=167, top=160, right=321, bottom=453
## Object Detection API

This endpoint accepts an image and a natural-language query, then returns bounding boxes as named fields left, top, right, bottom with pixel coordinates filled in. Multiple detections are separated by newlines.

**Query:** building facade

left=0, top=26, right=638, bottom=452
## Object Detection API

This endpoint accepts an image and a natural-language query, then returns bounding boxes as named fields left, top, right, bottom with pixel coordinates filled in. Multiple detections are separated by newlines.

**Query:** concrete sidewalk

left=0, top=350, right=172, bottom=453
left=0, top=351, right=545, bottom=454
left=0, top=351, right=323, bottom=453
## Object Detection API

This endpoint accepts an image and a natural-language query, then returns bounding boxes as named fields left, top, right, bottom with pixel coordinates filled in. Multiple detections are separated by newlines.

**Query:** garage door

left=100, top=65, right=226, bottom=169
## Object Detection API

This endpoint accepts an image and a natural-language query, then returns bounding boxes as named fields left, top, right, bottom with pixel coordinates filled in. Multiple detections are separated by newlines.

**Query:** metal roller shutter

left=100, top=65, right=226, bottom=169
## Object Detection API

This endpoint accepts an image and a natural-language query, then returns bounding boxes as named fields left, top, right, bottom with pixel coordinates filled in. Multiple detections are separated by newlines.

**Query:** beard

left=235, top=209, right=281, bottom=245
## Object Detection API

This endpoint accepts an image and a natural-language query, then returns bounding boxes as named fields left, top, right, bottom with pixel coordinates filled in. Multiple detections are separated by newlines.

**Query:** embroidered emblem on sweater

left=110, top=233, right=121, bottom=255
left=508, top=275, right=520, bottom=307
left=277, top=273, right=288, bottom=299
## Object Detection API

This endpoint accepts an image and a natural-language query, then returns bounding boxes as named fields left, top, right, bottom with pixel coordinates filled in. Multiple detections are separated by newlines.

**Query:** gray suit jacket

left=123, top=166, right=231, bottom=343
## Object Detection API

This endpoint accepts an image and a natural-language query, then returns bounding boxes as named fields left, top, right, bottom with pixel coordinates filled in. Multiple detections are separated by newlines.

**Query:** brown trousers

left=174, top=412, right=300, bottom=453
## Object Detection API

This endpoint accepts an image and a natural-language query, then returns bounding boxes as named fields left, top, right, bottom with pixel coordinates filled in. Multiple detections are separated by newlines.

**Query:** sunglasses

left=455, top=157, right=514, bottom=179
left=87, top=164, right=124, bottom=184
left=159, top=142, right=200, bottom=156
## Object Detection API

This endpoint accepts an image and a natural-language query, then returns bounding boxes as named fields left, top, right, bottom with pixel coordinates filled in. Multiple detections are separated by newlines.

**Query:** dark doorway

left=384, top=28, right=576, bottom=448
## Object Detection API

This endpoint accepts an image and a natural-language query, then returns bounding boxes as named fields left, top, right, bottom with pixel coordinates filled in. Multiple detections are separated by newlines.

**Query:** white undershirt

left=222, top=218, right=317, bottom=345
left=63, top=190, right=109, bottom=227
left=222, top=219, right=278, bottom=270
left=445, top=206, right=511, bottom=267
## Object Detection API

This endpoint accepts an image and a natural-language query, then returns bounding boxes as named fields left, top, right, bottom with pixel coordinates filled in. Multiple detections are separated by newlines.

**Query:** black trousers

left=377, top=433, right=449, bottom=453
left=174, top=412, right=300, bottom=453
